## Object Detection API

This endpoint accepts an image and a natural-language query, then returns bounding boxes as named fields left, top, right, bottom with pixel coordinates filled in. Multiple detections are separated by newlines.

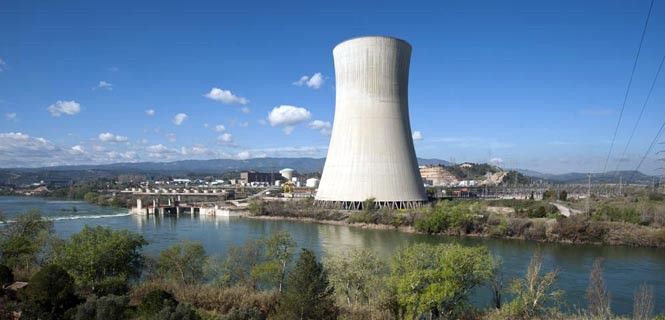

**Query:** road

left=550, top=202, right=582, bottom=217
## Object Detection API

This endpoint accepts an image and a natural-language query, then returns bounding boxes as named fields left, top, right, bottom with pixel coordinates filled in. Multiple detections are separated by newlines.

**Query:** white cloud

left=47, top=100, right=81, bottom=117
left=412, top=131, right=423, bottom=141
left=98, top=132, right=128, bottom=142
left=5, top=112, right=16, bottom=121
left=308, top=120, right=332, bottom=135
left=204, top=87, right=249, bottom=105
left=166, top=133, right=177, bottom=142
left=293, top=72, right=324, bottom=89
left=239, top=121, right=249, bottom=128
left=236, top=150, right=251, bottom=160
left=0, top=58, right=6, bottom=72
left=173, top=113, right=188, bottom=125
left=217, top=133, right=233, bottom=144
left=96, top=80, right=113, bottom=91
left=267, top=105, right=311, bottom=134
left=70, top=145, right=85, bottom=154
left=241, top=107, right=251, bottom=114
left=145, top=109, right=155, bottom=116
left=214, top=124, right=226, bottom=132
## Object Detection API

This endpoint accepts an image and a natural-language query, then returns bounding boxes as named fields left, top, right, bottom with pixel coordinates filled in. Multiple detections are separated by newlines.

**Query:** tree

left=139, top=289, right=177, bottom=316
left=220, top=239, right=263, bottom=288
left=0, top=210, right=54, bottom=271
left=73, top=294, right=129, bottom=320
left=500, top=252, right=563, bottom=319
left=53, top=225, right=146, bottom=294
left=586, top=258, right=611, bottom=319
left=20, top=265, right=80, bottom=320
left=253, top=230, right=296, bottom=292
left=389, top=243, right=494, bottom=319
left=276, top=249, right=338, bottom=319
left=325, top=248, right=384, bottom=307
left=157, top=241, right=207, bottom=285
left=558, top=190, right=568, bottom=201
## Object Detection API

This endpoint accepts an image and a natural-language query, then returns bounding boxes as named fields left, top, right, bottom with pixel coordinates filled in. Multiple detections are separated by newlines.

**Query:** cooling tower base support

left=314, top=200, right=426, bottom=210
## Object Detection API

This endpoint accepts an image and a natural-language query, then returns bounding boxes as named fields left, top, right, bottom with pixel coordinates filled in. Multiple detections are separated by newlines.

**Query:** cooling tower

left=315, top=36, right=427, bottom=210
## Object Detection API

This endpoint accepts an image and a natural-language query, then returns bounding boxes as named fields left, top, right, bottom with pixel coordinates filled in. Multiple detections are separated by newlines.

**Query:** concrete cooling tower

left=315, top=36, right=427, bottom=210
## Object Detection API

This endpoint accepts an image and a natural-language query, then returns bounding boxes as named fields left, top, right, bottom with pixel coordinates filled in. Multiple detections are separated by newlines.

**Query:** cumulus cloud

left=0, top=132, right=66, bottom=167
left=98, top=132, right=128, bottom=142
left=5, top=112, right=16, bottom=121
left=308, top=120, right=332, bottom=135
left=293, top=72, right=324, bottom=89
left=267, top=105, right=311, bottom=134
left=241, top=107, right=251, bottom=114
left=95, top=80, right=113, bottom=91
left=217, top=133, right=233, bottom=144
left=47, top=100, right=81, bottom=117
left=412, top=131, right=423, bottom=141
left=214, top=124, right=226, bottom=132
left=0, top=58, right=6, bottom=71
left=145, top=109, right=155, bottom=116
left=70, top=145, right=85, bottom=155
left=204, top=87, right=249, bottom=105
left=166, top=133, right=177, bottom=142
left=173, top=113, right=188, bottom=125
left=236, top=150, right=251, bottom=160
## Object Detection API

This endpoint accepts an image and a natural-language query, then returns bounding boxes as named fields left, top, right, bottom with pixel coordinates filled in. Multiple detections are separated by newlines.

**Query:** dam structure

left=315, top=36, right=427, bottom=210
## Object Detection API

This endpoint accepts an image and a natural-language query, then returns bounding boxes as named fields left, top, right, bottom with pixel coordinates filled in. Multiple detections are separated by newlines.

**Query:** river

left=0, top=196, right=663, bottom=315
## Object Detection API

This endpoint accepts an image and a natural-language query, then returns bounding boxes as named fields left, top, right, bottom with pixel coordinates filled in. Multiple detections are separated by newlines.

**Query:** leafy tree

left=155, top=302, right=200, bottom=320
left=558, top=190, right=568, bottom=201
left=253, top=230, right=296, bottom=292
left=157, top=241, right=207, bottom=285
left=499, top=252, right=563, bottom=319
left=325, top=248, right=384, bottom=307
left=0, top=210, right=54, bottom=270
left=276, top=249, right=338, bottom=319
left=220, top=239, right=263, bottom=288
left=389, top=243, right=494, bottom=319
left=20, top=265, right=80, bottom=320
left=0, top=264, right=13, bottom=287
left=73, top=294, right=129, bottom=320
left=53, top=225, right=146, bottom=294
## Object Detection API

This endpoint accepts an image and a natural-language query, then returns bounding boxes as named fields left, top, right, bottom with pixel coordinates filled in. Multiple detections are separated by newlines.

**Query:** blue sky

left=1, top=0, right=664, bottom=174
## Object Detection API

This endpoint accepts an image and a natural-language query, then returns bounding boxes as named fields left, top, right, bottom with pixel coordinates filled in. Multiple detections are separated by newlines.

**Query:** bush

left=139, top=289, right=177, bottom=316
left=21, top=265, right=80, bottom=320
left=73, top=294, right=129, bottom=320
left=0, top=264, right=13, bottom=287
left=593, top=205, right=641, bottom=224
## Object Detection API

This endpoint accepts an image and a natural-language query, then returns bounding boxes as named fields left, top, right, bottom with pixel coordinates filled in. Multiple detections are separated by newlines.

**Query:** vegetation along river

left=1, top=196, right=663, bottom=315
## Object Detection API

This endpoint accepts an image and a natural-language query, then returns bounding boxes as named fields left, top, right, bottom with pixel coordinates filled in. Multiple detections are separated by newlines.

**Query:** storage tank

left=315, top=36, right=426, bottom=209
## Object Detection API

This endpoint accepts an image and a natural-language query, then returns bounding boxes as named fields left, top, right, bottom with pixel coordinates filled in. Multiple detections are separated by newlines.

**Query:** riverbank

left=246, top=199, right=665, bottom=248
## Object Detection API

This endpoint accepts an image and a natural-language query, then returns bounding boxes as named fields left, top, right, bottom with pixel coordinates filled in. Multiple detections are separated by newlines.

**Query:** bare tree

left=586, top=258, right=611, bottom=319
left=633, top=283, right=654, bottom=320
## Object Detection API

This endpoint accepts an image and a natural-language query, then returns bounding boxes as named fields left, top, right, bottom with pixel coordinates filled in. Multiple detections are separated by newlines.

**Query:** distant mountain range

left=0, top=157, right=655, bottom=185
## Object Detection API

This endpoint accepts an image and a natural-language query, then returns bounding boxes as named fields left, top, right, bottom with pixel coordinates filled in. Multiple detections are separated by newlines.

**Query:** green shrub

left=593, top=205, right=640, bottom=224
left=73, top=294, right=129, bottom=320
left=139, top=289, right=177, bottom=316
left=21, top=265, right=80, bottom=320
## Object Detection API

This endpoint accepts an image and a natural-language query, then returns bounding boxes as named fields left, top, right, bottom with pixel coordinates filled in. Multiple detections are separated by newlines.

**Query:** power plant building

left=315, top=36, right=427, bottom=209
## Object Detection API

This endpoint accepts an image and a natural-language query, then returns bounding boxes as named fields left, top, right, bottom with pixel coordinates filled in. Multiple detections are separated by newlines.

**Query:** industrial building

left=315, top=36, right=427, bottom=209
left=239, top=171, right=278, bottom=185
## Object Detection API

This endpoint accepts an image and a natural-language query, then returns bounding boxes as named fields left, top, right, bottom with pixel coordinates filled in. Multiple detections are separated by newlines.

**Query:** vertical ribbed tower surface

left=315, top=36, right=427, bottom=209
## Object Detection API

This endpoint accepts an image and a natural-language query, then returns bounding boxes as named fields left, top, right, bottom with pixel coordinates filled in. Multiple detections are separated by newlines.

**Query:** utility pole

left=586, top=173, right=592, bottom=216
left=619, top=175, right=622, bottom=196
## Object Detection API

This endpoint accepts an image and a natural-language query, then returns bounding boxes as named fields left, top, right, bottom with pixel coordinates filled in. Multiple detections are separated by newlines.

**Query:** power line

left=627, top=120, right=665, bottom=184
left=602, top=0, right=656, bottom=173
left=615, top=53, right=665, bottom=173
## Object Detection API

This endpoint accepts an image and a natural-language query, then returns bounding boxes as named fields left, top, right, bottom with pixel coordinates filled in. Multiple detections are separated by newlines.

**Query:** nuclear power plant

left=315, top=36, right=427, bottom=210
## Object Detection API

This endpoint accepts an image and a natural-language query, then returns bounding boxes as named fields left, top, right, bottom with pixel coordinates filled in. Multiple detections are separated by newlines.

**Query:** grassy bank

left=247, top=198, right=665, bottom=248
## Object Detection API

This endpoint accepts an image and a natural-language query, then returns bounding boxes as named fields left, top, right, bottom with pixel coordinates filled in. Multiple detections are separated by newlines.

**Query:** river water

left=0, top=196, right=663, bottom=315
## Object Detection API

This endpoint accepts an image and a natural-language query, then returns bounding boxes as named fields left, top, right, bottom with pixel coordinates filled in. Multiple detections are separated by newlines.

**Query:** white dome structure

left=315, top=36, right=427, bottom=210
left=279, top=168, right=295, bottom=180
